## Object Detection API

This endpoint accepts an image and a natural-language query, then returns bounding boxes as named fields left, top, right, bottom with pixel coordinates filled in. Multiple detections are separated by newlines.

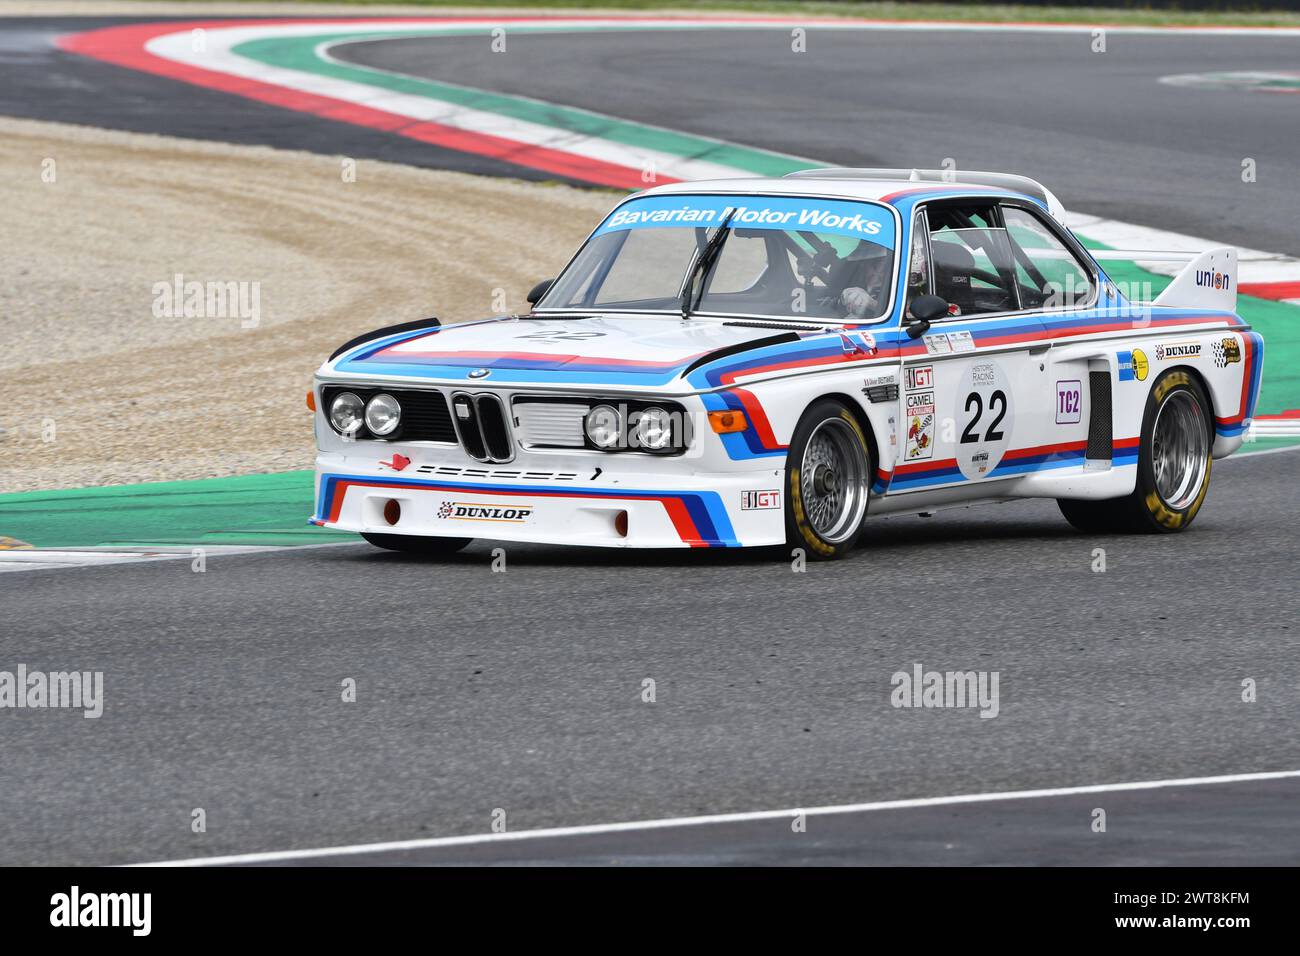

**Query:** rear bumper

left=311, top=460, right=786, bottom=549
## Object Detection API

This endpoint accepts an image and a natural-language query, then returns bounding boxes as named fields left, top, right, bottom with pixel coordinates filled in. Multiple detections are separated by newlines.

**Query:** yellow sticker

left=1131, top=348, right=1149, bottom=382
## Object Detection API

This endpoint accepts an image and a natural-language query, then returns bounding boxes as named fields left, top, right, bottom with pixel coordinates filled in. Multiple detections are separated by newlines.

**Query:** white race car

left=311, top=169, right=1263, bottom=559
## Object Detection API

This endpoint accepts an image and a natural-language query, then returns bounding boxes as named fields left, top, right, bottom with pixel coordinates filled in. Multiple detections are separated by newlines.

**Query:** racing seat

left=930, top=239, right=979, bottom=315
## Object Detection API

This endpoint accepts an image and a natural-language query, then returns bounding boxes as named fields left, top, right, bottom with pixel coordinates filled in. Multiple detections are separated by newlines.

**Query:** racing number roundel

left=957, top=360, right=1015, bottom=481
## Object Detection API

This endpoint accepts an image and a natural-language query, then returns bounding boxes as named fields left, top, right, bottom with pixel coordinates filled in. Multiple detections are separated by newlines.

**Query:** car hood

left=327, top=314, right=808, bottom=391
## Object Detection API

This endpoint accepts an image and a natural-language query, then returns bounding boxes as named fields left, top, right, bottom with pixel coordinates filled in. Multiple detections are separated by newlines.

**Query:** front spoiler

left=311, top=468, right=786, bottom=550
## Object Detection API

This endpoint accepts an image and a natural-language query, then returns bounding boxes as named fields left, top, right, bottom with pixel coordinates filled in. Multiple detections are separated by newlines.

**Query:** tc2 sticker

left=1056, top=380, right=1082, bottom=424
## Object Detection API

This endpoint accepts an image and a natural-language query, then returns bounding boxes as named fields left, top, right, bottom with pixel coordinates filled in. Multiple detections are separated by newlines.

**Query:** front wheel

left=361, top=532, right=472, bottom=555
left=1058, top=369, right=1213, bottom=534
left=785, top=399, right=872, bottom=560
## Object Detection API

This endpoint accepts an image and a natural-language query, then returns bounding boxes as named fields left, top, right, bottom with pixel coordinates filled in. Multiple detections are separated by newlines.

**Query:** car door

left=890, top=200, right=1051, bottom=495
left=998, top=201, right=1103, bottom=471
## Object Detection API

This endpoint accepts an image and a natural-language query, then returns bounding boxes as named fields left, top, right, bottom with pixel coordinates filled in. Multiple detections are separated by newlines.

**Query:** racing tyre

left=361, top=532, right=472, bottom=555
left=785, top=399, right=872, bottom=560
left=1058, top=369, right=1213, bottom=534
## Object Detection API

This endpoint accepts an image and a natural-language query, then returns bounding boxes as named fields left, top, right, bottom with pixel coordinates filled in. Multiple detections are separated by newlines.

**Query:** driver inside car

left=826, top=238, right=892, bottom=320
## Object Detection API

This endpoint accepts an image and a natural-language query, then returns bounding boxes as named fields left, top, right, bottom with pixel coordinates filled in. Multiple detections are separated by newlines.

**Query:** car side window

left=926, top=203, right=1018, bottom=318
left=904, top=211, right=932, bottom=317
left=1001, top=205, right=1095, bottom=310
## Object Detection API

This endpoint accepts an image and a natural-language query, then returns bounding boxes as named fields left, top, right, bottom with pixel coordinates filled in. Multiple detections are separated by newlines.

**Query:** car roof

left=639, top=176, right=950, bottom=203
left=638, top=169, right=1064, bottom=222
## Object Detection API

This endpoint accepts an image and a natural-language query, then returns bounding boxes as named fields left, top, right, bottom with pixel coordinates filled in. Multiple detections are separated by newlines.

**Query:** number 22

left=961, top=390, right=1007, bottom=444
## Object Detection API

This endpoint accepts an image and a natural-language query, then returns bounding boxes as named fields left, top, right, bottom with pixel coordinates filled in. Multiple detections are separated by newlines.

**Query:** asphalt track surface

left=335, top=27, right=1300, bottom=255
left=3, top=17, right=1299, bottom=865
left=2, top=451, right=1298, bottom=866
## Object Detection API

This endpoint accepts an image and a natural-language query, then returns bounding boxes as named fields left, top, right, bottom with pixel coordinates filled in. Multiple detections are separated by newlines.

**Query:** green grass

left=153, top=2, right=1300, bottom=30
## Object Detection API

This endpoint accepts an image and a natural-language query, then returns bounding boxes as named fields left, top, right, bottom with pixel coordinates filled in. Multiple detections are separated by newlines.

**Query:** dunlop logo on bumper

left=436, top=501, right=534, bottom=522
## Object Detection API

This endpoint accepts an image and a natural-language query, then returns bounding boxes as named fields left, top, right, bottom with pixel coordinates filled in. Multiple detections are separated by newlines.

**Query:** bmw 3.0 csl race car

left=311, top=169, right=1263, bottom=559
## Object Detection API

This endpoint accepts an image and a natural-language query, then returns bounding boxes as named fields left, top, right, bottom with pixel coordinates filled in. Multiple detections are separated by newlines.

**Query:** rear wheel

left=785, top=399, right=872, bottom=560
left=361, top=532, right=472, bottom=555
left=1058, top=369, right=1213, bottom=534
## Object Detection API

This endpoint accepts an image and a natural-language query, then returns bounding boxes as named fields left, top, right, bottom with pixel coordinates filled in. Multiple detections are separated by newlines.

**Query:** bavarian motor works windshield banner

left=594, top=194, right=897, bottom=247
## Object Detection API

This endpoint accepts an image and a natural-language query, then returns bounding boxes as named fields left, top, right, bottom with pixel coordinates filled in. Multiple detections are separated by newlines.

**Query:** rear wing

left=784, top=167, right=1067, bottom=225
left=1090, top=247, right=1238, bottom=311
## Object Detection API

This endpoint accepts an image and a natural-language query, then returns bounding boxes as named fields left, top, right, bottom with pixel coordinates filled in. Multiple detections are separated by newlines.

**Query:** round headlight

left=634, top=406, right=674, bottom=451
left=329, top=392, right=365, bottom=435
left=584, top=404, right=621, bottom=449
left=365, top=393, right=401, bottom=437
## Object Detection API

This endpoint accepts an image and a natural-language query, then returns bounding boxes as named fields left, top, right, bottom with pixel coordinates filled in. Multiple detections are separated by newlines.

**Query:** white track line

left=1230, top=442, right=1300, bottom=458
left=132, top=768, right=1300, bottom=867
left=0, top=543, right=352, bottom=573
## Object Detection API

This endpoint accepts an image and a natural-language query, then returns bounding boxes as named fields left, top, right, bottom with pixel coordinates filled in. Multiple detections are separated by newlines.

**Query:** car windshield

left=537, top=194, right=898, bottom=323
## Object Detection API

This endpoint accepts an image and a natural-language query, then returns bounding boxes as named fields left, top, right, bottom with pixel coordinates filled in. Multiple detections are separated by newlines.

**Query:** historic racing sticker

left=957, top=360, right=1015, bottom=480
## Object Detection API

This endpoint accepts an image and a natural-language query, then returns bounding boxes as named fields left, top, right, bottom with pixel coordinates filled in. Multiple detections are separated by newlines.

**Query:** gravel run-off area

left=0, top=117, right=614, bottom=492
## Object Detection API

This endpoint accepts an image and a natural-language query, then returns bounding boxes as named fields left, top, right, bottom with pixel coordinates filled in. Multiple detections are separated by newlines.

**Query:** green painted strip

left=0, top=471, right=355, bottom=550
left=232, top=30, right=812, bottom=177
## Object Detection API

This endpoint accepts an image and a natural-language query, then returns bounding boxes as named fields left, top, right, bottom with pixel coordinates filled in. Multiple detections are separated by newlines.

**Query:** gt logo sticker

left=1213, top=337, right=1242, bottom=367
left=741, top=490, right=781, bottom=510
left=1056, top=380, right=1082, bottom=424
left=906, top=366, right=933, bottom=390
left=957, top=361, right=1015, bottom=480
left=905, top=365, right=935, bottom=461
left=437, top=501, right=533, bottom=522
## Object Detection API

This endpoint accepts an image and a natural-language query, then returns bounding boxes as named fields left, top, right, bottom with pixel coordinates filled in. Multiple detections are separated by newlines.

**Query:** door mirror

left=906, top=294, right=948, bottom=338
left=526, top=279, right=554, bottom=306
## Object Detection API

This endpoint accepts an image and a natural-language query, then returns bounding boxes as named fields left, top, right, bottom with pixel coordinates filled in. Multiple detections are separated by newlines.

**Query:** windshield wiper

left=680, top=208, right=736, bottom=321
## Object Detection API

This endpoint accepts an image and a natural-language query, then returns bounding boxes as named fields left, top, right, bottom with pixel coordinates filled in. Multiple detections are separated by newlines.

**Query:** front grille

left=1086, top=370, right=1113, bottom=460
left=320, top=386, right=455, bottom=443
left=451, top=392, right=515, bottom=462
left=514, top=401, right=588, bottom=448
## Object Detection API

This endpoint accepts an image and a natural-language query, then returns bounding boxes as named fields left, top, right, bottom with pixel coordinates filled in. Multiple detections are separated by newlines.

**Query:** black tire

left=361, top=532, right=472, bottom=555
left=1058, top=369, right=1213, bottom=534
left=785, top=399, right=873, bottom=560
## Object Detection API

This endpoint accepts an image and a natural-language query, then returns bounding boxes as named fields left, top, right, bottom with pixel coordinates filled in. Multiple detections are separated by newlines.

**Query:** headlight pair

left=328, top=391, right=401, bottom=437
left=584, top=404, right=678, bottom=453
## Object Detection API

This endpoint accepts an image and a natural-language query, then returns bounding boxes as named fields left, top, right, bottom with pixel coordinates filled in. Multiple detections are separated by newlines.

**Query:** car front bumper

left=311, top=454, right=786, bottom=549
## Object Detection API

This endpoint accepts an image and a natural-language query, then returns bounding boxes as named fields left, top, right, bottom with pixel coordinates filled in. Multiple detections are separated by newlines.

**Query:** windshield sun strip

left=534, top=192, right=903, bottom=323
